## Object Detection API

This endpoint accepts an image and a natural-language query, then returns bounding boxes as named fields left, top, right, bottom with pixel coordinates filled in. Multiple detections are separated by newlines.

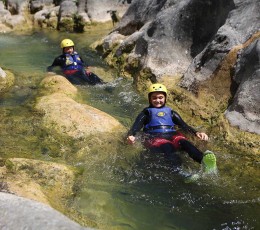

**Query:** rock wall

left=93, top=0, right=260, bottom=136
left=0, top=0, right=131, bottom=32
left=225, top=39, right=260, bottom=135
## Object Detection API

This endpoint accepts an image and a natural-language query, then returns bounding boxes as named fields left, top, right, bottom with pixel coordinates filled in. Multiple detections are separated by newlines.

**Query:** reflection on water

left=0, top=31, right=259, bottom=230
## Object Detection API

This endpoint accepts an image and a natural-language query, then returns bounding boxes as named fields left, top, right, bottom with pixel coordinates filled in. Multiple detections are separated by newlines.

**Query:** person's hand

left=127, top=135, right=135, bottom=144
left=196, top=132, right=209, bottom=141
left=85, top=67, right=91, bottom=75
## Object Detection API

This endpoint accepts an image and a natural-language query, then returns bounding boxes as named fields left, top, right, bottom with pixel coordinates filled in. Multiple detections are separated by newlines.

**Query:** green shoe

left=202, top=150, right=217, bottom=174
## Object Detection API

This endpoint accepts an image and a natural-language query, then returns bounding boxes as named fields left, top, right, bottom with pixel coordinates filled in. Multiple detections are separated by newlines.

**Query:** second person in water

left=47, top=39, right=104, bottom=85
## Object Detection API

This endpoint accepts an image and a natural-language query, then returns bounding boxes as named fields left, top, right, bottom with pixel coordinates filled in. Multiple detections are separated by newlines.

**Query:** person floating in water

left=127, top=83, right=217, bottom=174
left=47, top=39, right=104, bottom=85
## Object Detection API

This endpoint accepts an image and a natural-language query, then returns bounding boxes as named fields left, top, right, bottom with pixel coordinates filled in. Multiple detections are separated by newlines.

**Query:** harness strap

left=147, top=125, right=174, bottom=131
left=63, top=69, right=78, bottom=75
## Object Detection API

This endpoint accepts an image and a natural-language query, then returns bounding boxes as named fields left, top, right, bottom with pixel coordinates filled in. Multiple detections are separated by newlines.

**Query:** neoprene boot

left=202, top=150, right=217, bottom=173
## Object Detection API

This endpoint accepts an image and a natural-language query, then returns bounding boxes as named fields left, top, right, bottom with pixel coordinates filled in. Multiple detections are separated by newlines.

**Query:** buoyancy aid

left=144, top=106, right=176, bottom=133
left=62, top=52, right=84, bottom=74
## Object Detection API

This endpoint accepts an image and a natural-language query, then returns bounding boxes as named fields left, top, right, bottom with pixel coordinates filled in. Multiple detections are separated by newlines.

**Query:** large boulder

left=6, top=0, right=27, bottom=15
left=225, top=39, right=260, bottom=134
left=34, top=6, right=59, bottom=29
left=0, top=0, right=130, bottom=33
left=98, top=0, right=236, bottom=80
left=0, top=0, right=33, bottom=32
left=35, top=75, right=126, bottom=139
left=0, top=157, right=97, bottom=228
left=180, top=0, right=260, bottom=90
left=0, top=158, right=75, bottom=205
left=0, top=192, right=90, bottom=230
left=30, top=0, right=54, bottom=14
left=0, top=2, right=13, bottom=32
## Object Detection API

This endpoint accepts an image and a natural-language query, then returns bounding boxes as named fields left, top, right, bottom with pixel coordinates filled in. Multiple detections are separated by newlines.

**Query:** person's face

left=63, top=46, right=74, bottom=54
left=149, top=92, right=166, bottom=108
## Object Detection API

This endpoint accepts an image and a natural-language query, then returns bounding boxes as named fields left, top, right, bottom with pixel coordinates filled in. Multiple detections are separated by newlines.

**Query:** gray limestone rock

left=180, top=0, right=260, bottom=90
left=225, top=39, right=260, bottom=134
left=0, top=192, right=92, bottom=230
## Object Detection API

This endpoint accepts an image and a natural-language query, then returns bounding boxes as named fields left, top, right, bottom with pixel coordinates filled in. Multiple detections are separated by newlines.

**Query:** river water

left=0, top=29, right=259, bottom=230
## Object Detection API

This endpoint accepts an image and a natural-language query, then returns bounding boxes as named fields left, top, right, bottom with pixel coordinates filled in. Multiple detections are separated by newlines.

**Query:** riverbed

left=0, top=28, right=259, bottom=230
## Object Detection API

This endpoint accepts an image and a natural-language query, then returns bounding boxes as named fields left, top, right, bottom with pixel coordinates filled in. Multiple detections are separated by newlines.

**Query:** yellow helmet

left=148, top=83, right=167, bottom=95
left=60, top=39, right=74, bottom=48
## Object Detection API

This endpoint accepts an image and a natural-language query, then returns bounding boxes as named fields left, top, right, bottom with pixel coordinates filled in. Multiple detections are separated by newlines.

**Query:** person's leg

left=160, top=143, right=182, bottom=167
left=88, top=72, right=104, bottom=84
left=74, top=69, right=93, bottom=84
left=145, top=138, right=182, bottom=167
left=178, top=139, right=203, bottom=163
left=179, top=139, right=217, bottom=173
left=79, top=69, right=104, bottom=85
left=65, top=74, right=83, bottom=85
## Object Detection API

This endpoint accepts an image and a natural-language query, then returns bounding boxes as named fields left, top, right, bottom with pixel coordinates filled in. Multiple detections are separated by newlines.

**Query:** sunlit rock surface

left=36, top=75, right=126, bottom=139
left=0, top=67, right=15, bottom=95
left=0, top=158, right=75, bottom=205
left=0, top=157, right=94, bottom=229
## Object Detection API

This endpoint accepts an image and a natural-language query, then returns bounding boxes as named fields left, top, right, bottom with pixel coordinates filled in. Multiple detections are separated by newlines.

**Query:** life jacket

left=144, top=106, right=176, bottom=133
left=62, top=52, right=84, bottom=74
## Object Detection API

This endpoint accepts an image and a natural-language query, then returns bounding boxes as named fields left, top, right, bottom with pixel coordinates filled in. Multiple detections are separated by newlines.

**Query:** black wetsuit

left=128, top=106, right=204, bottom=164
left=47, top=53, right=104, bottom=85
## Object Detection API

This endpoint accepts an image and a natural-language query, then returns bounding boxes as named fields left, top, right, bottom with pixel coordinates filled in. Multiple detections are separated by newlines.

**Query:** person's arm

left=77, top=55, right=91, bottom=75
left=76, top=54, right=89, bottom=68
left=172, top=110, right=208, bottom=141
left=127, top=109, right=148, bottom=144
left=47, top=55, right=65, bottom=72
left=47, top=63, right=55, bottom=72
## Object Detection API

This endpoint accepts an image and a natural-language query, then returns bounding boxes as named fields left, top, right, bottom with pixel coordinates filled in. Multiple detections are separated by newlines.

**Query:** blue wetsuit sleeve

left=128, top=109, right=149, bottom=136
left=171, top=110, right=197, bottom=135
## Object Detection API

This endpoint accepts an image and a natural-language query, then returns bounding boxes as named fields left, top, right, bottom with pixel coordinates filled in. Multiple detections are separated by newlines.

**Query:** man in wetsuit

left=127, top=83, right=217, bottom=173
left=47, top=39, right=104, bottom=85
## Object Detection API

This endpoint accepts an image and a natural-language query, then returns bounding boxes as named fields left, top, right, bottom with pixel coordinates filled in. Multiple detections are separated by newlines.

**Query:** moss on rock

left=0, top=69, right=15, bottom=95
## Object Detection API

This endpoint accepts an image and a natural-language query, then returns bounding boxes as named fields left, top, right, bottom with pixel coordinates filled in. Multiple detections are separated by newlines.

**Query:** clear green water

left=0, top=30, right=259, bottom=230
